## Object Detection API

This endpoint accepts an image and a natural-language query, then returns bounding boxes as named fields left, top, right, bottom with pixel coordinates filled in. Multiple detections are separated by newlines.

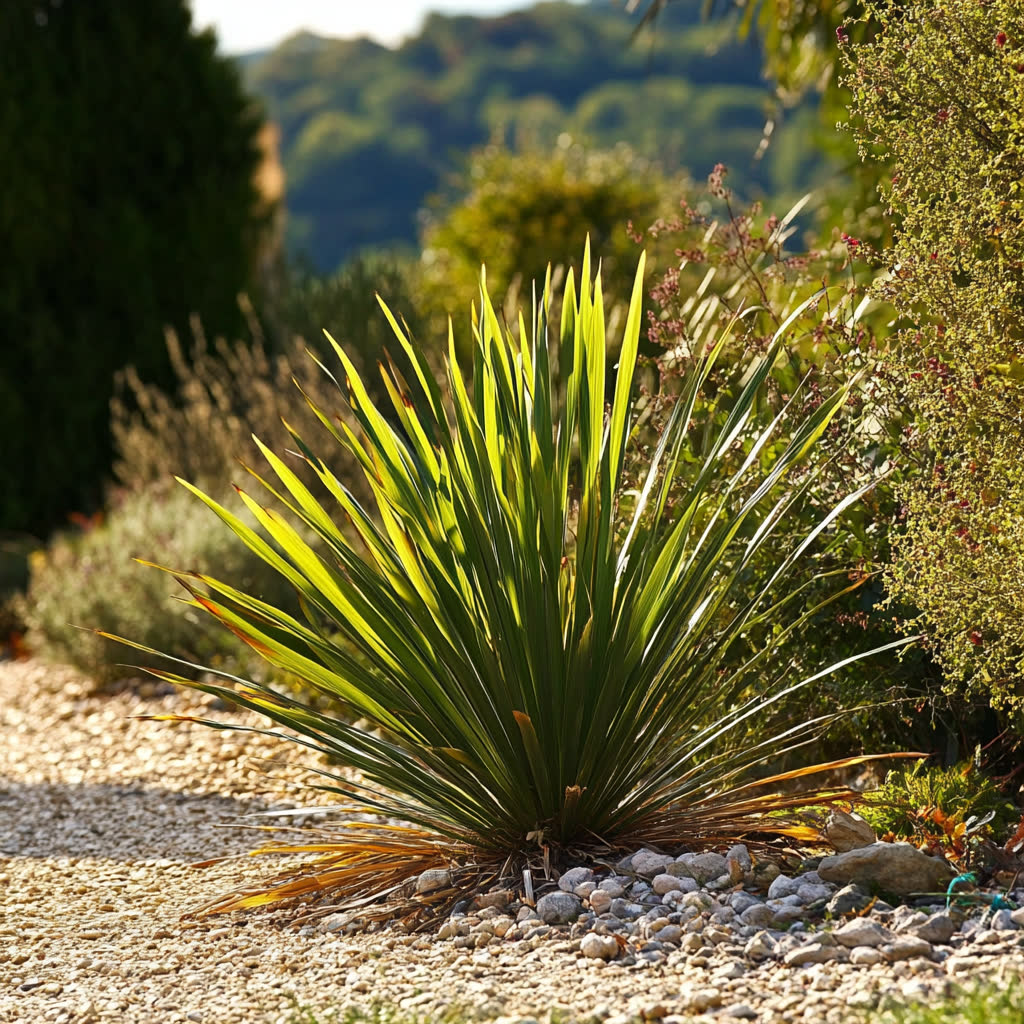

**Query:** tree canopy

left=0, top=0, right=272, bottom=533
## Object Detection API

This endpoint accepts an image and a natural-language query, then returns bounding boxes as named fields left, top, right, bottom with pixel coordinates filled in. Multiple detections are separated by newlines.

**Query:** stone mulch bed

left=2, top=657, right=1022, bottom=1024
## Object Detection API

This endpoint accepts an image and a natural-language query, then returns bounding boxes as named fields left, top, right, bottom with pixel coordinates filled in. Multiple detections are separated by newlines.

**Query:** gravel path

left=2, top=658, right=1023, bottom=1024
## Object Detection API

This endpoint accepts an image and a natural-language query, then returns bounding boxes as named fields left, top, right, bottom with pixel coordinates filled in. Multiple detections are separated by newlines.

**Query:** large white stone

left=824, top=809, right=877, bottom=852
left=580, top=932, right=619, bottom=960
left=817, top=842, right=954, bottom=897
left=833, top=919, right=892, bottom=948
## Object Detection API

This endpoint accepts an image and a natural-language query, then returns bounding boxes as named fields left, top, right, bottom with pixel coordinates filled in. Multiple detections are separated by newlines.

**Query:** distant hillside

left=241, top=0, right=834, bottom=271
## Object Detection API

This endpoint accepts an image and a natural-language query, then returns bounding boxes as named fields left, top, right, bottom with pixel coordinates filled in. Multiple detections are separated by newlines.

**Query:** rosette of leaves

left=109, top=246, right=911, bottom=916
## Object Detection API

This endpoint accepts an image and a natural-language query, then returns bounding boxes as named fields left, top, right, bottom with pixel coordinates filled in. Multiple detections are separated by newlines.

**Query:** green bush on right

left=845, top=0, right=1024, bottom=728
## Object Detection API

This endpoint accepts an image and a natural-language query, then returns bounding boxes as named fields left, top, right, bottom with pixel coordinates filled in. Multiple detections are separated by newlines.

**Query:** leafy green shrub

left=110, top=314, right=353, bottom=498
left=845, top=0, right=1024, bottom=727
left=418, top=140, right=682, bottom=348
left=19, top=486, right=299, bottom=685
left=631, top=173, right=952, bottom=757
left=274, top=255, right=433, bottom=411
left=25, top=313, right=359, bottom=683
left=858, top=759, right=1018, bottom=857
left=0, top=532, right=36, bottom=646
left=123, top=247, right=908, bottom=916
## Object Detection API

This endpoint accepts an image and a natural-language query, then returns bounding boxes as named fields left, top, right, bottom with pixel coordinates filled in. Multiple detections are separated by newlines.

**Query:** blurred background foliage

left=4, top=0, right=1022, bottom=811
left=418, top=141, right=685, bottom=350
left=243, top=0, right=839, bottom=271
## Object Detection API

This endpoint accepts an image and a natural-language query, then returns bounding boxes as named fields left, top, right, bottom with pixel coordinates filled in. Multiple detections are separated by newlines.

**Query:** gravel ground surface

left=2, top=657, right=1024, bottom=1024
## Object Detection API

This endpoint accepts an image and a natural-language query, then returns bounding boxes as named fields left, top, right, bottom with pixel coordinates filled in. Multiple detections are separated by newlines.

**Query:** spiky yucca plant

left=113, top=246, right=910, bottom=916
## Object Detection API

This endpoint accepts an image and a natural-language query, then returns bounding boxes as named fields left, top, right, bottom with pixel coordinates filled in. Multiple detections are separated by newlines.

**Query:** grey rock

left=817, top=842, right=954, bottom=897
left=616, top=850, right=640, bottom=873
left=609, top=899, right=645, bottom=920
left=795, top=870, right=825, bottom=886
left=715, top=962, right=746, bottom=980
left=414, top=868, right=452, bottom=894
left=598, top=879, right=626, bottom=898
left=824, top=809, right=877, bottom=852
left=724, top=1004, right=758, bottom=1019
left=730, top=892, right=763, bottom=914
left=797, top=883, right=832, bottom=904
left=768, top=893, right=803, bottom=908
left=654, top=924, right=683, bottom=944
left=833, top=919, right=892, bottom=948
left=767, top=874, right=800, bottom=900
left=686, top=988, right=723, bottom=1012
left=631, top=850, right=676, bottom=878
left=849, top=945, right=884, bottom=965
left=826, top=883, right=872, bottom=916
left=580, top=932, right=619, bottom=960
left=883, top=936, right=934, bottom=961
left=688, top=853, right=730, bottom=883
left=535, top=892, right=582, bottom=925
left=911, top=912, right=957, bottom=945
left=1011, top=907, right=1024, bottom=927
left=739, top=903, right=777, bottom=928
left=772, top=904, right=806, bottom=924
left=588, top=889, right=612, bottom=914
left=558, top=867, right=594, bottom=892
left=784, top=943, right=840, bottom=966
left=661, top=877, right=698, bottom=898
left=893, top=909, right=929, bottom=932
left=991, top=908, right=1018, bottom=931
left=666, top=861, right=695, bottom=879
left=744, top=930, right=777, bottom=961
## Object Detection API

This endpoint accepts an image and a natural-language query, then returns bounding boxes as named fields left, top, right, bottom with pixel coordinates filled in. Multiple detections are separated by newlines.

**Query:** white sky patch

left=189, top=0, right=571, bottom=53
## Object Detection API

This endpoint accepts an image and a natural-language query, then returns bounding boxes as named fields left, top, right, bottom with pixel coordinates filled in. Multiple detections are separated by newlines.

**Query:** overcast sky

left=189, top=0, right=561, bottom=53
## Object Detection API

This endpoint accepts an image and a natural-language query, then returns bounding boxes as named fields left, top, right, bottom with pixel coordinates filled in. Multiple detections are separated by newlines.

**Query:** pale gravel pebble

left=4, top=657, right=1024, bottom=1024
